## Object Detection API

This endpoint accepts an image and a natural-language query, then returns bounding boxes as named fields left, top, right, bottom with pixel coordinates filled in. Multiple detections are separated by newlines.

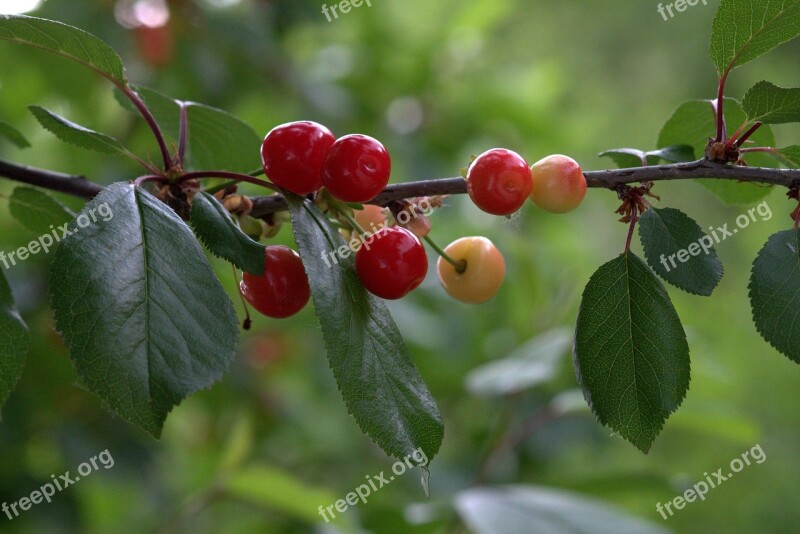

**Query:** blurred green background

left=0, top=0, right=799, bottom=532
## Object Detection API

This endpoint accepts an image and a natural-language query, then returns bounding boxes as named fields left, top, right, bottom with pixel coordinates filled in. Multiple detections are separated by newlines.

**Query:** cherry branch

left=251, top=159, right=800, bottom=218
left=2, top=159, right=800, bottom=217
left=0, top=160, right=103, bottom=198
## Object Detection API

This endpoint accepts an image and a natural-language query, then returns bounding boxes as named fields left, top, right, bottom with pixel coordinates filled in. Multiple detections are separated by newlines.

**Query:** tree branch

left=251, top=159, right=800, bottom=217
left=2, top=159, right=800, bottom=217
left=0, top=160, right=102, bottom=198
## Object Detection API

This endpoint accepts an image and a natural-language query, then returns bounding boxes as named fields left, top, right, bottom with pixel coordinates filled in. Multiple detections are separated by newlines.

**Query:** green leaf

left=465, top=327, right=571, bottom=397
left=29, top=106, right=129, bottom=156
left=285, top=193, right=443, bottom=462
left=651, top=144, right=695, bottom=163
left=0, top=120, right=30, bottom=148
left=742, top=81, right=800, bottom=124
left=638, top=207, right=723, bottom=296
left=223, top=465, right=341, bottom=524
left=0, top=270, right=29, bottom=417
left=118, top=86, right=261, bottom=173
left=8, top=186, right=76, bottom=236
left=710, top=0, right=800, bottom=75
left=598, top=145, right=695, bottom=169
left=455, top=486, right=671, bottom=534
left=778, top=145, right=800, bottom=166
left=0, top=15, right=127, bottom=85
left=190, top=192, right=266, bottom=275
left=574, top=252, right=690, bottom=452
left=598, top=149, right=647, bottom=169
left=49, top=183, right=239, bottom=437
left=749, top=229, right=800, bottom=363
left=658, top=98, right=775, bottom=204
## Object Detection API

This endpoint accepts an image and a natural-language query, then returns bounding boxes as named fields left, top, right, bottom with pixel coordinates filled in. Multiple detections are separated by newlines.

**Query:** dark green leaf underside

left=285, top=193, right=443, bottom=462
left=749, top=229, right=800, bottom=363
left=190, top=192, right=266, bottom=275
left=0, top=120, right=30, bottom=148
left=0, top=270, right=29, bottom=417
left=29, top=105, right=128, bottom=156
left=639, top=207, right=723, bottom=296
left=8, top=186, right=75, bottom=236
left=574, top=252, right=690, bottom=452
left=49, top=183, right=239, bottom=437
left=0, top=15, right=126, bottom=84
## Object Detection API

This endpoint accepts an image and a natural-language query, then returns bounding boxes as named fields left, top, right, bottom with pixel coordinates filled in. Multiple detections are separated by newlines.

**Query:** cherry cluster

left=239, top=121, right=588, bottom=319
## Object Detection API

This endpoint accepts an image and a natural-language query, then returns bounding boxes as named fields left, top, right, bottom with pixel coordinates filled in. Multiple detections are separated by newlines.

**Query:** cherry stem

left=178, top=171, right=279, bottom=192
left=327, top=197, right=368, bottom=236
left=735, top=122, right=763, bottom=148
left=739, top=147, right=777, bottom=154
left=424, top=234, right=467, bottom=274
left=204, top=169, right=265, bottom=195
left=178, top=102, right=189, bottom=165
left=624, top=204, right=639, bottom=253
left=117, top=84, right=173, bottom=171
left=126, top=152, right=162, bottom=176
left=231, top=263, right=252, bottom=331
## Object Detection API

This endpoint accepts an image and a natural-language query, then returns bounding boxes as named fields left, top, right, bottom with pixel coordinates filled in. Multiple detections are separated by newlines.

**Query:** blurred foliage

left=0, top=0, right=799, bottom=532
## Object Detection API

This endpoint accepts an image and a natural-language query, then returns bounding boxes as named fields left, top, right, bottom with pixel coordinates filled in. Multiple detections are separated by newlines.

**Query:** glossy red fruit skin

left=241, top=246, right=311, bottom=319
left=261, top=121, right=335, bottom=195
left=355, top=227, right=428, bottom=300
left=466, top=148, right=533, bottom=215
left=322, top=134, right=391, bottom=202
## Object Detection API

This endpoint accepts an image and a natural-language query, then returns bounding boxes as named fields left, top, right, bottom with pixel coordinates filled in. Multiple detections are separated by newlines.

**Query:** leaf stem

left=424, top=234, right=466, bottom=273
left=179, top=171, right=279, bottom=192
left=724, top=121, right=748, bottom=149
left=624, top=204, right=639, bottom=253
left=735, top=121, right=763, bottom=148
left=231, top=263, right=252, bottom=331
left=117, top=84, right=173, bottom=171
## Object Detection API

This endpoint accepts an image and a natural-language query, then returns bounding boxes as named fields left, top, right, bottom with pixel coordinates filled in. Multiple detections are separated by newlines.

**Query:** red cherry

left=241, top=246, right=311, bottom=319
left=466, top=148, right=533, bottom=215
left=322, top=134, right=391, bottom=202
left=355, top=227, right=428, bottom=300
left=133, top=25, right=174, bottom=68
left=261, top=121, right=335, bottom=195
